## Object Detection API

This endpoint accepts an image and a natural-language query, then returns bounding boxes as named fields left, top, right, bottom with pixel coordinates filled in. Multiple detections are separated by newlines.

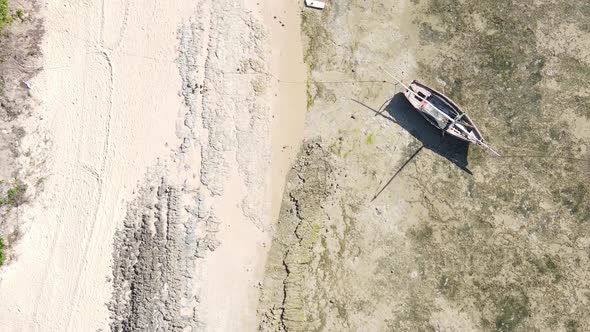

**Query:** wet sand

left=264, top=0, right=307, bottom=221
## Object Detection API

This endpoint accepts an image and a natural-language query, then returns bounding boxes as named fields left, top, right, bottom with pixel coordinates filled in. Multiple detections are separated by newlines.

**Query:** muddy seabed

left=258, top=1, right=590, bottom=331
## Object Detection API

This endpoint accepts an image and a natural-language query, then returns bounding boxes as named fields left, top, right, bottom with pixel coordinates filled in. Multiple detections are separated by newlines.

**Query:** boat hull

left=402, top=80, right=485, bottom=144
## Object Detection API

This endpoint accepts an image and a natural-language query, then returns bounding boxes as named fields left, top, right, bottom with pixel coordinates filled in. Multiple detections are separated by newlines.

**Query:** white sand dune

left=0, top=0, right=306, bottom=330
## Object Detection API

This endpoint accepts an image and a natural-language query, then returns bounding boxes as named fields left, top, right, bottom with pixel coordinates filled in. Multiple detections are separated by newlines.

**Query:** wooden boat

left=385, top=70, right=500, bottom=156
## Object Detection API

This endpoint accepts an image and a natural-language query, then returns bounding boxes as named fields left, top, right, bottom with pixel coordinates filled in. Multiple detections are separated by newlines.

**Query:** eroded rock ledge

left=258, top=141, right=334, bottom=332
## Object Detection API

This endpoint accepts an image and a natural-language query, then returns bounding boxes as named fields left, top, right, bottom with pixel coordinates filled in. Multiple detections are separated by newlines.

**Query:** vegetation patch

left=409, top=223, right=433, bottom=242
left=0, top=237, right=5, bottom=266
left=437, top=274, right=459, bottom=300
left=0, top=181, right=27, bottom=207
left=301, top=10, right=332, bottom=73
left=495, top=294, right=529, bottom=332
left=565, top=319, right=579, bottom=332
left=552, top=183, right=590, bottom=222
left=0, top=0, right=12, bottom=30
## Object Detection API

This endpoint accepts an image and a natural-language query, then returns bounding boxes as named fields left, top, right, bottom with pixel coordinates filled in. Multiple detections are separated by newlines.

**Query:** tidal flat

left=258, top=1, right=590, bottom=331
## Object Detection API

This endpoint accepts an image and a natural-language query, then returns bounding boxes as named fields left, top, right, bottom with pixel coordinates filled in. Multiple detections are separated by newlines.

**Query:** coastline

left=196, top=0, right=308, bottom=330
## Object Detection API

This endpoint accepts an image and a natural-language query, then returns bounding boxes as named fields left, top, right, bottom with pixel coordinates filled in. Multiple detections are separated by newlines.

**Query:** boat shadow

left=353, top=93, right=472, bottom=174
left=385, top=93, right=472, bottom=174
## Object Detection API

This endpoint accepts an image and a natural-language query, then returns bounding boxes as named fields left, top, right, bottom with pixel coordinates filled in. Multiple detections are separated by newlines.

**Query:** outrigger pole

left=381, top=67, right=500, bottom=157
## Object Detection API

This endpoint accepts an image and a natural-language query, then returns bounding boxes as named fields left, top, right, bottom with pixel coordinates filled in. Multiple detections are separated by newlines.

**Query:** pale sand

left=0, top=0, right=192, bottom=330
left=0, top=0, right=306, bottom=330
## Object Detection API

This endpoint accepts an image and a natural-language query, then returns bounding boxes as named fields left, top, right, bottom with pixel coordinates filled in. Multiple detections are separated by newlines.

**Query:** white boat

left=384, top=69, right=500, bottom=156
left=305, top=0, right=325, bottom=10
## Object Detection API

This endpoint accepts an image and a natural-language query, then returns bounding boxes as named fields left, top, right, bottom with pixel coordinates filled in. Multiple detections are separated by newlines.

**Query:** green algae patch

left=495, top=294, right=530, bottom=332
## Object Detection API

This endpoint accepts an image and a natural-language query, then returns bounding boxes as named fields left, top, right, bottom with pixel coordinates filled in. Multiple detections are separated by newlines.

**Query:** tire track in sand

left=28, top=10, right=99, bottom=326
left=63, top=49, right=115, bottom=331
left=29, top=0, right=121, bottom=327
left=1, top=0, right=193, bottom=329
left=63, top=0, right=123, bottom=327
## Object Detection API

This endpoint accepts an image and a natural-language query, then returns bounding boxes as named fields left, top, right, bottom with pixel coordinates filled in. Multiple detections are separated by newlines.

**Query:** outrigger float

left=384, top=69, right=500, bottom=156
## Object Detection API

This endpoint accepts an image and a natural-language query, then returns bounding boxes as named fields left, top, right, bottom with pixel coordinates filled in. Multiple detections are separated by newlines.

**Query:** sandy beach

left=0, top=0, right=194, bottom=329
left=4, top=0, right=588, bottom=330
left=0, top=0, right=306, bottom=330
